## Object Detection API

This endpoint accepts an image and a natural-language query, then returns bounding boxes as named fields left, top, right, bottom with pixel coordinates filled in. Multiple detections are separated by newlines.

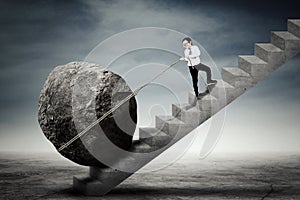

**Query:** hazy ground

left=0, top=151, right=299, bottom=200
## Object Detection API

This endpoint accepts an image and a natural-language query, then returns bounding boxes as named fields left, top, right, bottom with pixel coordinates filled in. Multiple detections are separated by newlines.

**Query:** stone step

left=271, top=31, right=300, bottom=58
left=172, top=103, right=203, bottom=126
left=197, top=93, right=222, bottom=115
left=288, top=19, right=300, bottom=38
left=155, top=115, right=194, bottom=137
left=188, top=91, right=197, bottom=105
left=188, top=91, right=217, bottom=107
left=221, top=67, right=254, bottom=91
left=238, top=55, right=268, bottom=81
left=221, top=67, right=255, bottom=94
left=254, top=43, right=285, bottom=70
left=188, top=92, right=221, bottom=116
left=171, top=103, right=191, bottom=118
left=208, top=80, right=236, bottom=104
left=139, top=127, right=171, bottom=147
left=171, top=103, right=192, bottom=118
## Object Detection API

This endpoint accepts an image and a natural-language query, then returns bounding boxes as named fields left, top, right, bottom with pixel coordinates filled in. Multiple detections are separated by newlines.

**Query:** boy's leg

left=188, top=66, right=199, bottom=96
left=196, top=63, right=214, bottom=83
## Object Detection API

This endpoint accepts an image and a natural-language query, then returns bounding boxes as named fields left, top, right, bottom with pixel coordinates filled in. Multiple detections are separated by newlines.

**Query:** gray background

left=0, top=0, right=299, bottom=154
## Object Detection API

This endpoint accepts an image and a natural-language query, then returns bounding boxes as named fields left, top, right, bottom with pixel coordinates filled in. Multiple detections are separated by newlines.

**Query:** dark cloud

left=0, top=0, right=99, bottom=112
left=0, top=0, right=299, bottom=152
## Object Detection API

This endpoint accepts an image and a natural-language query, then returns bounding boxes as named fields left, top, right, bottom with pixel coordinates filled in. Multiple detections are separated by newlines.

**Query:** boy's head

left=182, top=37, right=192, bottom=49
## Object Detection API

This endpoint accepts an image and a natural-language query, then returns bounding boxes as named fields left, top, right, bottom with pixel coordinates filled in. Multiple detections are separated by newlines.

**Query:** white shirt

left=184, top=45, right=201, bottom=66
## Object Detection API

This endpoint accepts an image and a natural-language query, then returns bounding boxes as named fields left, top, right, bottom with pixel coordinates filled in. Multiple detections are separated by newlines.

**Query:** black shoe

left=207, top=79, right=217, bottom=85
left=204, top=88, right=210, bottom=94
left=197, top=89, right=209, bottom=99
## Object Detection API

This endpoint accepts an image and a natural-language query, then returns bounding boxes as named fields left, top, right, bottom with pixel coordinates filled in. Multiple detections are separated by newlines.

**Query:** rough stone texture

left=38, top=61, right=137, bottom=167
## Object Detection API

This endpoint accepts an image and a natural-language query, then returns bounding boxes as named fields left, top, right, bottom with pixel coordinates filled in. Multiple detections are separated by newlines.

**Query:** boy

left=180, top=37, right=217, bottom=98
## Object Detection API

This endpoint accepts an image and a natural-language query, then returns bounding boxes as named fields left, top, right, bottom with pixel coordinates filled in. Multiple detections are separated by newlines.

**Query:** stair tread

left=212, top=79, right=234, bottom=89
left=255, top=43, right=283, bottom=52
left=239, top=55, right=267, bottom=64
left=222, top=67, right=251, bottom=77
left=185, top=105, right=200, bottom=112
left=289, top=19, right=300, bottom=26
left=188, top=91, right=217, bottom=100
left=272, top=31, right=300, bottom=40
left=172, top=103, right=191, bottom=110
left=288, top=19, right=300, bottom=39
left=199, top=94, right=217, bottom=101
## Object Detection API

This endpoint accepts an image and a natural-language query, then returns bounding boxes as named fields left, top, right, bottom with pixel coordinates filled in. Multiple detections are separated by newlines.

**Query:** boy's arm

left=179, top=50, right=189, bottom=61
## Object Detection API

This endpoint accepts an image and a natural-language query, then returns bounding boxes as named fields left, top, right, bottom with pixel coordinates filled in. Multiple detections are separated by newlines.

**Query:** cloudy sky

left=0, top=0, right=299, bottom=155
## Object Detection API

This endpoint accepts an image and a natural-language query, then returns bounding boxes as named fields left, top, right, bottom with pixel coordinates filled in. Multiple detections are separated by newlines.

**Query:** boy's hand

left=179, top=57, right=186, bottom=61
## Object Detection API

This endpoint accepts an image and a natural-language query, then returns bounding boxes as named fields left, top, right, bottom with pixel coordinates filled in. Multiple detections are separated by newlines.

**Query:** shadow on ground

left=0, top=152, right=299, bottom=199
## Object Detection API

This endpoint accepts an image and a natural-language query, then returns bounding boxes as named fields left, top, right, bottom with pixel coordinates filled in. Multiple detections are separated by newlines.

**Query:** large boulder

left=38, top=61, right=138, bottom=167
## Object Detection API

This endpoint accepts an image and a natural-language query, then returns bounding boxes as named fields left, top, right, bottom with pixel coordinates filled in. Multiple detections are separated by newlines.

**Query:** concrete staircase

left=73, top=19, right=300, bottom=195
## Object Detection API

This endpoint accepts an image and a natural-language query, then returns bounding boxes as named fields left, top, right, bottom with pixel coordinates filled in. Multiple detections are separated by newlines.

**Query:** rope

left=58, top=58, right=181, bottom=152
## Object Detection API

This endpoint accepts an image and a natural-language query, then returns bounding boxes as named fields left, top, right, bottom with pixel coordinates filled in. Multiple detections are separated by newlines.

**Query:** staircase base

left=73, top=175, right=107, bottom=196
left=73, top=166, right=110, bottom=196
left=73, top=166, right=133, bottom=196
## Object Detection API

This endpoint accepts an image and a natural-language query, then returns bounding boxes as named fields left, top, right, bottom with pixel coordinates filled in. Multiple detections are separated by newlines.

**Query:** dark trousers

left=188, top=63, right=213, bottom=96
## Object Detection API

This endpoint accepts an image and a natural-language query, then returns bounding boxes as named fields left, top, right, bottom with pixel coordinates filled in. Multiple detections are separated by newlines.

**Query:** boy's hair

left=182, top=37, right=192, bottom=44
